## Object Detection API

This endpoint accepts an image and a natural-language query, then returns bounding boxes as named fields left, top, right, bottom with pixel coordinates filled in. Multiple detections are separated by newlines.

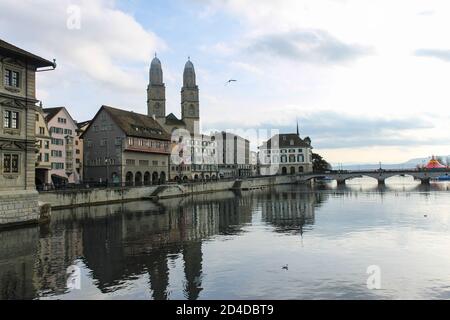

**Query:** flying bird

left=225, top=79, right=237, bottom=86
left=282, top=264, right=289, bottom=270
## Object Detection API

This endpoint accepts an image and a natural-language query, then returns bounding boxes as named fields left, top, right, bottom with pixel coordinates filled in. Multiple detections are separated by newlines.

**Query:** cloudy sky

left=1, top=0, right=450, bottom=164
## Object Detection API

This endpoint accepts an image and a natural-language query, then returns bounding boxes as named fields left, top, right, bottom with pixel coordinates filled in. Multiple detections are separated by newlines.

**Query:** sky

left=1, top=0, right=450, bottom=164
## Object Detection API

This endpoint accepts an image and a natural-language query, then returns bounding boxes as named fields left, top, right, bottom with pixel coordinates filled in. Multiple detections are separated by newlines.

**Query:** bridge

left=297, top=169, right=450, bottom=185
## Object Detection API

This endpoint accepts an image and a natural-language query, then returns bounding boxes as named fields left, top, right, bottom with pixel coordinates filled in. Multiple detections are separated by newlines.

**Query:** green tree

left=312, top=153, right=331, bottom=172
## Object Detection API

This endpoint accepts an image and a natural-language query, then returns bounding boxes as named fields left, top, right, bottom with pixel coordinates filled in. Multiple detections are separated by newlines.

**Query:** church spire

left=183, top=58, right=196, bottom=88
left=147, top=54, right=166, bottom=120
left=296, top=119, right=299, bottom=136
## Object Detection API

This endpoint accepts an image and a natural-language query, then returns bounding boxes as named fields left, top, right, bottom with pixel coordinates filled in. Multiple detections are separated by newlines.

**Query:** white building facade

left=259, top=133, right=313, bottom=176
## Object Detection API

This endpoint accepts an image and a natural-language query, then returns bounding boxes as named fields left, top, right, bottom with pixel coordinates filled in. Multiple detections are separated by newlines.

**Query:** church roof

left=149, top=56, right=163, bottom=85
left=263, top=133, right=312, bottom=149
left=96, top=105, right=170, bottom=141
left=183, top=59, right=196, bottom=88
left=165, top=113, right=185, bottom=125
left=185, top=60, right=194, bottom=69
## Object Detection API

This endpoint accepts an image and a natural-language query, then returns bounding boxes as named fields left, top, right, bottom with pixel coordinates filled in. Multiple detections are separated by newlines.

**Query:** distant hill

left=333, top=155, right=450, bottom=170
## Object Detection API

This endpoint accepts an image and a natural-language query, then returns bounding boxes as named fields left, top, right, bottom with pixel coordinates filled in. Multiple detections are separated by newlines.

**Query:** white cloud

left=193, top=0, right=450, bottom=162
left=0, top=0, right=165, bottom=93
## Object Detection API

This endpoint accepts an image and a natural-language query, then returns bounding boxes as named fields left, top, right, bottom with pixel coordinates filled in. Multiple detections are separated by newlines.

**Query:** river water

left=1, top=177, right=450, bottom=300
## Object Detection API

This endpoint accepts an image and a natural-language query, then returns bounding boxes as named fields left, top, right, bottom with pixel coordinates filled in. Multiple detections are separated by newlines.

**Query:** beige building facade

left=35, top=105, right=51, bottom=189
left=0, top=39, right=55, bottom=225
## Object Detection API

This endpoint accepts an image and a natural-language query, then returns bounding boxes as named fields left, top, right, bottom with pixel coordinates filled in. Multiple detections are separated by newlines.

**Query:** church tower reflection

left=182, top=241, right=203, bottom=300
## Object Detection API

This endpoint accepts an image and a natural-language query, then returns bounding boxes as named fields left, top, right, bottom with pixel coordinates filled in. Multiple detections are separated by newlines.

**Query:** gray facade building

left=82, top=105, right=171, bottom=186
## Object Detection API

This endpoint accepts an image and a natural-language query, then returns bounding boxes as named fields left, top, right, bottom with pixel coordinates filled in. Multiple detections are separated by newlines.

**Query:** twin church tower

left=147, top=55, right=200, bottom=134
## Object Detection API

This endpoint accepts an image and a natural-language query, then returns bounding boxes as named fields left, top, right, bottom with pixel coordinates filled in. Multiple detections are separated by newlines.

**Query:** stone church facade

left=147, top=56, right=218, bottom=181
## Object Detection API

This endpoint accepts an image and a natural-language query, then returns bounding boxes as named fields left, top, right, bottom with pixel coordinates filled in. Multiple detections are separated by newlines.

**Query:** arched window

left=152, top=172, right=159, bottom=185
left=135, top=172, right=142, bottom=186
left=125, top=172, right=133, bottom=186
left=144, top=172, right=151, bottom=185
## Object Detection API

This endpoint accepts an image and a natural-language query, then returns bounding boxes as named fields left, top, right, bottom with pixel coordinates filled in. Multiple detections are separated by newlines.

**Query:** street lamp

left=105, top=158, right=110, bottom=187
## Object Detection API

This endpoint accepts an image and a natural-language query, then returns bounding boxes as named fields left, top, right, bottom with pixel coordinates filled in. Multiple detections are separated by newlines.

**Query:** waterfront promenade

left=38, top=169, right=450, bottom=210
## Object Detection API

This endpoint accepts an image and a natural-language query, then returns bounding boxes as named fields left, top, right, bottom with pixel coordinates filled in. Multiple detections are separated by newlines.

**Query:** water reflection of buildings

left=260, top=185, right=326, bottom=235
left=80, top=191, right=254, bottom=300
left=0, top=227, right=38, bottom=300
left=0, top=187, right=321, bottom=300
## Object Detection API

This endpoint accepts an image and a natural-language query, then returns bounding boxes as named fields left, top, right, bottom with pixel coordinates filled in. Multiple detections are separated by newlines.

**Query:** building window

left=51, top=163, right=64, bottom=169
left=4, top=110, right=19, bottom=129
left=44, top=153, right=49, bottom=162
left=44, top=141, right=50, bottom=149
left=128, top=137, right=134, bottom=146
left=4, top=69, right=20, bottom=88
left=51, top=150, right=63, bottom=157
left=39, top=127, right=45, bottom=135
left=57, top=117, right=67, bottom=124
left=115, top=137, right=122, bottom=146
left=3, top=154, right=19, bottom=173
left=126, top=159, right=135, bottom=166
left=51, top=127, right=63, bottom=134
left=36, top=114, right=39, bottom=122
left=51, top=138, right=64, bottom=145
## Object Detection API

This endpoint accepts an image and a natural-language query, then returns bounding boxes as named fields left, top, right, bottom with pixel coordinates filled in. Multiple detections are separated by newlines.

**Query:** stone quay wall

left=39, top=175, right=299, bottom=210
left=0, top=190, right=40, bottom=227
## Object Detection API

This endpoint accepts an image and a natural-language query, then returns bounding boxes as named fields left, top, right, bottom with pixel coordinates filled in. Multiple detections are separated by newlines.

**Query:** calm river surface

left=1, top=177, right=450, bottom=300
